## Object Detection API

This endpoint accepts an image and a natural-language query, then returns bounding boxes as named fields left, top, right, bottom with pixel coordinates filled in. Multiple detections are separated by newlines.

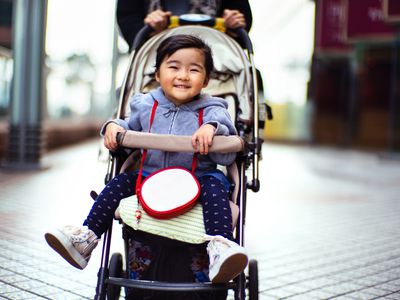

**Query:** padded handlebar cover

left=118, top=130, right=244, bottom=153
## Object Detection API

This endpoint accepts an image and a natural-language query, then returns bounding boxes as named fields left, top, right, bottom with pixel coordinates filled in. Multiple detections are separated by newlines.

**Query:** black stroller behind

left=94, top=15, right=266, bottom=300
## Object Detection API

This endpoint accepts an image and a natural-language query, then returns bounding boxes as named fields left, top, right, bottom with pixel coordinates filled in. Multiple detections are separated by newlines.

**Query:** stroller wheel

left=107, top=252, right=123, bottom=300
left=248, top=259, right=259, bottom=300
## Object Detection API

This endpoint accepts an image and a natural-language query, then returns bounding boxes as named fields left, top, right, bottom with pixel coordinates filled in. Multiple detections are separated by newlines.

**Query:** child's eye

left=168, top=66, right=178, bottom=70
left=190, top=69, right=200, bottom=73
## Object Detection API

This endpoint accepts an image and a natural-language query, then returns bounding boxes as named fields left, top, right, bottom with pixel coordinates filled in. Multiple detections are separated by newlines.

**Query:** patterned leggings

left=83, top=172, right=233, bottom=240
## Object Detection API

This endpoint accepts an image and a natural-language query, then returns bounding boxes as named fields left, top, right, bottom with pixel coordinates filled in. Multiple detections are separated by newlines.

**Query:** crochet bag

left=118, top=194, right=238, bottom=244
left=119, top=195, right=206, bottom=244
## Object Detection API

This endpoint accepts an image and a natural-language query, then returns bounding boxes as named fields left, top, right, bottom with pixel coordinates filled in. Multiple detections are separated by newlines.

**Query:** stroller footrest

left=106, top=277, right=235, bottom=291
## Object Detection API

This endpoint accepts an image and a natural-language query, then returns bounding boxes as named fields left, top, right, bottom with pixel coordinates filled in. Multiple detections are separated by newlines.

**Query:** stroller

left=94, top=14, right=268, bottom=300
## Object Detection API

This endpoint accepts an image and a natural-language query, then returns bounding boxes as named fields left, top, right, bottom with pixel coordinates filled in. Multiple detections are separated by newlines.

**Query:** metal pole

left=6, top=0, right=47, bottom=169
left=346, top=44, right=362, bottom=146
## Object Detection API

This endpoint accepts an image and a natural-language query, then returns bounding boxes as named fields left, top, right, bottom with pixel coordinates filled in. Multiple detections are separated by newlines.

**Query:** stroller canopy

left=122, top=25, right=253, bottom=123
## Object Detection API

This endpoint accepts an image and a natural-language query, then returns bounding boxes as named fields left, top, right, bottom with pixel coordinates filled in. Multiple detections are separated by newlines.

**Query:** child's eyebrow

left=166, top=60, right=204, bottom=69
left=165, top=60, right=180, bottom=65
left=189, top=63, right=205, bottom=69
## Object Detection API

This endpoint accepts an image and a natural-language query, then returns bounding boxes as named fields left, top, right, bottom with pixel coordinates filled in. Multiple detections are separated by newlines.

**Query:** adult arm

left=116, top=0, right=147, bottom=49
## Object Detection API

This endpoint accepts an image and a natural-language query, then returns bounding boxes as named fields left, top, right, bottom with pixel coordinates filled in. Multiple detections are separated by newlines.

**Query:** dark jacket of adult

left=116, top=0, right=253, bottom=50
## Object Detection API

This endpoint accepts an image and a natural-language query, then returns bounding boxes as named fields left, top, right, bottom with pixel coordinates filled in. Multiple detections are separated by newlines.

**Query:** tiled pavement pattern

left=1, top=140, right=400, bottom=299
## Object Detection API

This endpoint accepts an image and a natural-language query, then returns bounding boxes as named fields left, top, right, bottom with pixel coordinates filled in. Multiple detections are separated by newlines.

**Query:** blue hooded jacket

left=110, top=87, right=237, bottom=178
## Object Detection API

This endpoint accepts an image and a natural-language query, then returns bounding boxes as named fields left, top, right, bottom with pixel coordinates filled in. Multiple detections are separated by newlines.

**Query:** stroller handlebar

left=234, top=27, right=253, bottom=54
left=117, top=130, right=245, bottom=153
left=169, top=15, right=225, bottom=31
left=130, top=14, right=253, bottom=53
left=131, top=25, right=154, bottom=50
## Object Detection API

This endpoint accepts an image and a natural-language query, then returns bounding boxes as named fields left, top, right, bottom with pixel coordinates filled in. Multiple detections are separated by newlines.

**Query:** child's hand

left=104, top=122, right=125, bottom=151
left=192, top=124, right=216, bottom=155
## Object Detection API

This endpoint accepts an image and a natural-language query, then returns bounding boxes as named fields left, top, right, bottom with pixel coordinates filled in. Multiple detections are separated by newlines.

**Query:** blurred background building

left=0, top=0, right=399, bottom=169
left=309, top=0, right=400, bottom=152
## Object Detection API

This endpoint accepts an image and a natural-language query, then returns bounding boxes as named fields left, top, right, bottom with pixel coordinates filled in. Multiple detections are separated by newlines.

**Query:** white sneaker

left=205, top=235, right=248, bottom=283
left=45, top=225, right=99, bottom=269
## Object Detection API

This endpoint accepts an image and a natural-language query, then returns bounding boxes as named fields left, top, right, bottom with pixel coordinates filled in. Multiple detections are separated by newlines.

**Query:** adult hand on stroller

left=104, top=122, right=125, bottom=151
left=144, top=9, right=172, bottom=33
left=191, top=124, right=216, bottom=155
left=223, top=9, right=246, bottom=30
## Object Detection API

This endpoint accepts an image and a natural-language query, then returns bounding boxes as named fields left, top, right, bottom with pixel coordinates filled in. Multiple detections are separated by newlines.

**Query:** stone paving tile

left=379, top=280, right=400, bottom=293
left=26, top=285, right=68, bottom=296
left=363, top=287, right=399, bottom=298
left=0, top=284, right=20, bottom=294
left=292, top=289, right=336, bottom=299
left=0, top=291, right=47, bottom=300
left=12, top=281, right=48, bottom=291
left=329, top=295, right=360, bottom=300
left=49, top=293, right=90, bottom=300
left=380, top=293, right=400, bottom=300
left=340, top=291, right=383, bottom=300
left=6, top=271, right=40, bottom=282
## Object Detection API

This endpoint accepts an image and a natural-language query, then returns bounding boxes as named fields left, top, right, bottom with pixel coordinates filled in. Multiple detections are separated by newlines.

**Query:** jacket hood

left=149, top=87, right=228, bottom=112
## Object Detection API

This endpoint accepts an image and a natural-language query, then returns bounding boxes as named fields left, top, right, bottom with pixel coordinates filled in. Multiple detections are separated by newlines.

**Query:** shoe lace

left=204, top=235, right=230, bottom=265
left=68, top=226, right=93, bottom=243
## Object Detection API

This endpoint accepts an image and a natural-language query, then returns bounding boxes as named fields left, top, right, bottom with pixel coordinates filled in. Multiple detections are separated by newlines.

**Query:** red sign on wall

left=345, top=0, right=396, bottom=43
left=383, top=0, right=400, bottom=23
left=314, top=0, right=350, bottom=55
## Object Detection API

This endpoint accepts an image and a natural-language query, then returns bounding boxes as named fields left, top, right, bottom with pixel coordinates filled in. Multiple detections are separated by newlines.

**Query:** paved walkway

left=0, top=140, right=400, bottom=299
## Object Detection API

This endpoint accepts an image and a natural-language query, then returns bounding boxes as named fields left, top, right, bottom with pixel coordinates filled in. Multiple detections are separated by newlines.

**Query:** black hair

left=155, top=34, right=214, bottom=77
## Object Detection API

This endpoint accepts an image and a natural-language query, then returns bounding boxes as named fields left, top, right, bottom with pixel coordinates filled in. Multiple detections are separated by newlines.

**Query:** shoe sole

left=211, top=250, right=248, bottom=283
left=44, top=230, right=87, bottom=270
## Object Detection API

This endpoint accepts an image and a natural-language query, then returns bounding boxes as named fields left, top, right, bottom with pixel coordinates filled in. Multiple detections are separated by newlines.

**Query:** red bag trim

left=137, top=166, right=201, bottom=219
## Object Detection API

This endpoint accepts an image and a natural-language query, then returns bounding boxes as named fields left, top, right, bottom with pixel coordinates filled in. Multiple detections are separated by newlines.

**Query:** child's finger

left=191, top=135, right=198, bottom=150
left=207, top=134, right=213, bottom=146
left=198, top=137, right=204, bottom=154
left=203, top=137, right=209, bottom=155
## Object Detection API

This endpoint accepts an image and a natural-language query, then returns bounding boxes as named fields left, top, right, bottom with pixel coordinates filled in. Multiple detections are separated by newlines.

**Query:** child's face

left=156, top=48, right=209, bottom=105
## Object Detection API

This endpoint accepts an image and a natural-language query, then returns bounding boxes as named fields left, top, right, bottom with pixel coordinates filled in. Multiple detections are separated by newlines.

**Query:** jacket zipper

left=164, top=107, right=180, bottom=168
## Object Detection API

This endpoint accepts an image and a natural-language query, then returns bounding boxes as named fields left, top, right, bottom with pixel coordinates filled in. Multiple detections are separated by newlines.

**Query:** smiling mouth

left=174, top=84, right=190, bottom=89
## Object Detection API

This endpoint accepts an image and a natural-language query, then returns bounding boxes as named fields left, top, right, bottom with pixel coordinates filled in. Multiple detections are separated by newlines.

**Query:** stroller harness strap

left=135, top=100, right=204, bottom=196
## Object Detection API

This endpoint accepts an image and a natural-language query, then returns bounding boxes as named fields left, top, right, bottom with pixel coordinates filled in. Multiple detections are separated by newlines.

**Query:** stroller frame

left=94, top=17, right=263, bottom=300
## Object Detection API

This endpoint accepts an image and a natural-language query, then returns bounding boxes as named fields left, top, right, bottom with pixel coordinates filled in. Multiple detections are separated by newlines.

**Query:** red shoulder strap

left=136, top=100, right=158, bottom=194
left=191, top=108, right=204, bottom=173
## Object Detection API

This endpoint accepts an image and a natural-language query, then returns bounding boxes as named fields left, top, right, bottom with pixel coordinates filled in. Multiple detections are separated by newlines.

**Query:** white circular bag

left=138, top=167, right=200, bottom=219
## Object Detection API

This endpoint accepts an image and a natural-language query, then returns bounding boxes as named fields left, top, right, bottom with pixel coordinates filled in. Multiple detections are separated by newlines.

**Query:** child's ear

left=203, top=76, right=210, bottom=87
left=155, top=70, right=160, bottom=82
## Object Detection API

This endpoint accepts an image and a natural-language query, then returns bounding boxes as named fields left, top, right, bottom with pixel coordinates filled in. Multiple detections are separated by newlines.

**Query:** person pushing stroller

left=45, top=34, right=248, bottom=283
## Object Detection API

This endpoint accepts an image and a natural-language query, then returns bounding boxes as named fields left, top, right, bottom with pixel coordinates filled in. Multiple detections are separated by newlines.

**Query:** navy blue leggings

left=84, top=172, right=233, bottom=240
left=198, top=175, right=233, bottom=240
